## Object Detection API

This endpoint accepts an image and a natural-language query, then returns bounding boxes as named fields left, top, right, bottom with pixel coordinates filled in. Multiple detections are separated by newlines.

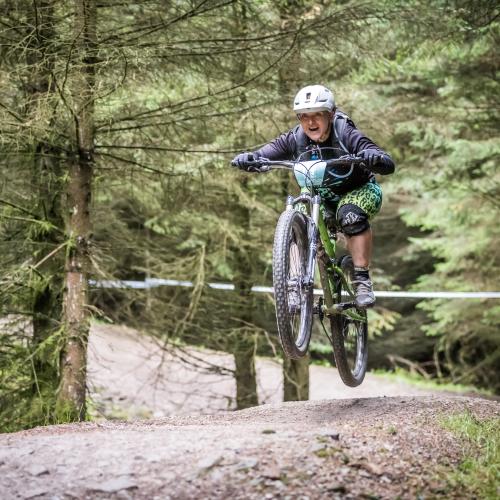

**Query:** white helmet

left=293, top=85, right=335, bottom=114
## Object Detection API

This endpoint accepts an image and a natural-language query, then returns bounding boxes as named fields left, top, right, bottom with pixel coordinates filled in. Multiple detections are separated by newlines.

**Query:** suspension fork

left=305, top=195, right=321, bottom=287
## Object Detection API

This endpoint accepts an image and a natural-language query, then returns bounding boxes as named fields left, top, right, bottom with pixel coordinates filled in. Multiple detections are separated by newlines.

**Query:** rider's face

left=298, top=111, right=333, bottom=142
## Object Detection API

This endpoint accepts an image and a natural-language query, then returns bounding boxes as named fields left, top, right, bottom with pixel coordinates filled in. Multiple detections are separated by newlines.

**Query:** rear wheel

left=273, top=210, right=313, bottom=359
left=329, top=255, right=368, bottom=386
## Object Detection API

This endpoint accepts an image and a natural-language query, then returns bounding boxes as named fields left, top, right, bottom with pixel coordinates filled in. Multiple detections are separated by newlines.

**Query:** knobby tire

left=329, top=255, right=368, bottom=386
left=273, top=210, right=313, bottom=359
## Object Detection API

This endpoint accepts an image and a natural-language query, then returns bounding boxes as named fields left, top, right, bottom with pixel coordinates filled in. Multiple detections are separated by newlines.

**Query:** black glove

left=359, top=150, right=395, bottom=174
left=231, top=152, right=262, bottom=172
left=359, top=149, right=384, bottom=168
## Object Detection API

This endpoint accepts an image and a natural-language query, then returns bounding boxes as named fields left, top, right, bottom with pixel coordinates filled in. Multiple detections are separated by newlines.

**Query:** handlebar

left=231, top=155, right=366, bottom=172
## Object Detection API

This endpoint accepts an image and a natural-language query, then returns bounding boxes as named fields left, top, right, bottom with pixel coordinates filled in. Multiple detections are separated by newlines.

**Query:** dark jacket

left=255, top=112, right=394, bottom=195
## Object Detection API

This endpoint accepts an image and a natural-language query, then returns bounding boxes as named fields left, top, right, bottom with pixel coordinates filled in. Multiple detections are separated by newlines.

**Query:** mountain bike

left=233, top=149, right=369, bottom=387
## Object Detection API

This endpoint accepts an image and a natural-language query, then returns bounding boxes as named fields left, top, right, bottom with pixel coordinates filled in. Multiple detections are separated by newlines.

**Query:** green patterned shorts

left=323, top=180, right=383, bottom=221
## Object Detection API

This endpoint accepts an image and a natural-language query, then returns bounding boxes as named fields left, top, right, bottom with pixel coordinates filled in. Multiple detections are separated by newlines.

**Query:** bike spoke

left=287, top=239, right=303, bottom=339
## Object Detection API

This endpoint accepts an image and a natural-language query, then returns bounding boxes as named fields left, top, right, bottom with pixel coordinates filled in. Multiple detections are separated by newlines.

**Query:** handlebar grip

left=325, top=157, right=365, bottom=168
left=230, top=159, right=270, bottom=172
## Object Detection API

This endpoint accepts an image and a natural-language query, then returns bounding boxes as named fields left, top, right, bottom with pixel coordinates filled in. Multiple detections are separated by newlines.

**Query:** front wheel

left=329, top=255, right=368, bottom=386
left=273, top=210, right=313, bottom=359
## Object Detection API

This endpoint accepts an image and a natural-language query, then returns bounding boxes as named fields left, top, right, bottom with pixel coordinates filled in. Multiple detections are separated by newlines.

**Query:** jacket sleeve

left=342, top=121, right=395, bottom=175
left=254, top=129, right=296, bottom=160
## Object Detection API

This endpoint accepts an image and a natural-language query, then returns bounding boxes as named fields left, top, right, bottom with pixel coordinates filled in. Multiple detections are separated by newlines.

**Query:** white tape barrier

left=90, top=279, right=500, bottom=299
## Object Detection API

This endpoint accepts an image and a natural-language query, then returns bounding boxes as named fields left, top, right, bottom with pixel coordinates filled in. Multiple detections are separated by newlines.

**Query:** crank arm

left=322, top=302, right=357, bottom=316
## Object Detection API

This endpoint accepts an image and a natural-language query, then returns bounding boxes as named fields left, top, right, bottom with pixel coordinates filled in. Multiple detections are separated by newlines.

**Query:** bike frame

left=289, top=186, right=366, bottom=323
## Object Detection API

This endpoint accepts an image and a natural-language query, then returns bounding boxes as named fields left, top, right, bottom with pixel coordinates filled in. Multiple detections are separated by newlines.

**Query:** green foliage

left=367, top=307, right=401, bottom=338
left=2, top=0, right=499, bottom=431
left=54, top=397, right=88, bottom=425
left=441, top=411, right=500, bottom=499
left=349, top=1, right=499, bottom=392
left=0, top=322, right=65, bottom=433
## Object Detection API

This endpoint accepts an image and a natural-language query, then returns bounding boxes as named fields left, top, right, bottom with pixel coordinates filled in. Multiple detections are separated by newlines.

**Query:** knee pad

left=337, top=203, right=370, bottom=236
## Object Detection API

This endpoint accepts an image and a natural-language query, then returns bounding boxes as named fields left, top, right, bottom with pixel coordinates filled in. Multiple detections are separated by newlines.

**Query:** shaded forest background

left=0, top=0, right=498, bottom=432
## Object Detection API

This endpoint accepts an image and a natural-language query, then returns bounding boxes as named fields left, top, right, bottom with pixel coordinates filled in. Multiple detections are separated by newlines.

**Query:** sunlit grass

left=372, top=367, right=492, bottom=396
left=441, top=411, right=500, bottom=499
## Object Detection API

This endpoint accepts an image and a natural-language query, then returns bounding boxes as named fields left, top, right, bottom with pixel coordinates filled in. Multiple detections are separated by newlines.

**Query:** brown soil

left=1, top=396, right=498, bottom=499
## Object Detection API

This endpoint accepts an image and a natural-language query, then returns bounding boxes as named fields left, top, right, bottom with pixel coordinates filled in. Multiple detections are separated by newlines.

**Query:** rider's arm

left=233, top=130, right=295, bottom=172
left=254, top=130, right=296, bottom=160
left=342, top=121, right=395, bottom=175
left=232, top=130, right=295, bottom=171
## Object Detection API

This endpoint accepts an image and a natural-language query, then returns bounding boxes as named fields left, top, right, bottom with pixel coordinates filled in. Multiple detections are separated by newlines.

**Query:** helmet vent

left=293, top=85, right=335, bottom=113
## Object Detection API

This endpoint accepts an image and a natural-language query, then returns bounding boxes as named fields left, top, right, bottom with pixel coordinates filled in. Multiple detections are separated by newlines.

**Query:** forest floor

left=1, top=325, right=498, bottom=499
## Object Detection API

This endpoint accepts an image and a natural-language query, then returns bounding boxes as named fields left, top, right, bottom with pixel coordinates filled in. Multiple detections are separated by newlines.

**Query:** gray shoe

left=352, top=278, right=375, bottom=308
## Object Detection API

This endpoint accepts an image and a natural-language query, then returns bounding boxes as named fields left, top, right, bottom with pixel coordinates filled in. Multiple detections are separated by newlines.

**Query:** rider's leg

left=337, top=208, right=376, bottom=308
left=345, top=229, right=375, bottom=307
left=346, top=228, right=372, bottom=269
left=335, top=182, right=383, bottom=308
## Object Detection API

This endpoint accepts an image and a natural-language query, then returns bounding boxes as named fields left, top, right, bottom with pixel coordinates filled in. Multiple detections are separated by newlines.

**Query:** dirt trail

left=87, top=325, right=448, bottom=420
left=1, top=396, right=498, bottom=499
left=2, top=325, right=498, bottom=499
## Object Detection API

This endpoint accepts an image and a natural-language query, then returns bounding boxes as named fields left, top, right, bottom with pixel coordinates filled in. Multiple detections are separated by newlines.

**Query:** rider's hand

left=358, top=150, right=395, bottom=174
left=358, top=150, right=384, bottom=168
left=232, top=152, right=262, bottom=172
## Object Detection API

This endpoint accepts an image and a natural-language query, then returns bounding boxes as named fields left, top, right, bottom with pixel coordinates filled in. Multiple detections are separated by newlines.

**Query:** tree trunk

left=283, top=354, right=310, bottom=401
left=234, top=336, right=258, bottom=410
left=57, top=0, right=96, bottom=421
left=230, top=2, right=258, bottom=410
left=232, top=178, right=259, bottom=410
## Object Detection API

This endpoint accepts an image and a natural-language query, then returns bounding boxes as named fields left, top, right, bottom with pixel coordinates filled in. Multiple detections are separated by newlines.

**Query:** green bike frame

left=295, top=186, right=366, bottom=323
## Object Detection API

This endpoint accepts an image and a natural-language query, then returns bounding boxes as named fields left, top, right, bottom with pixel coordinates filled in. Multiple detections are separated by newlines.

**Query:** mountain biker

left=232, top=84, right=395, bottom=308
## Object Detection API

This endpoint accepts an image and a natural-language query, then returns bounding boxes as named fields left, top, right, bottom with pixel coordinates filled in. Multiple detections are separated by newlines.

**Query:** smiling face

left=298, top=111, right=333, bottom=142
